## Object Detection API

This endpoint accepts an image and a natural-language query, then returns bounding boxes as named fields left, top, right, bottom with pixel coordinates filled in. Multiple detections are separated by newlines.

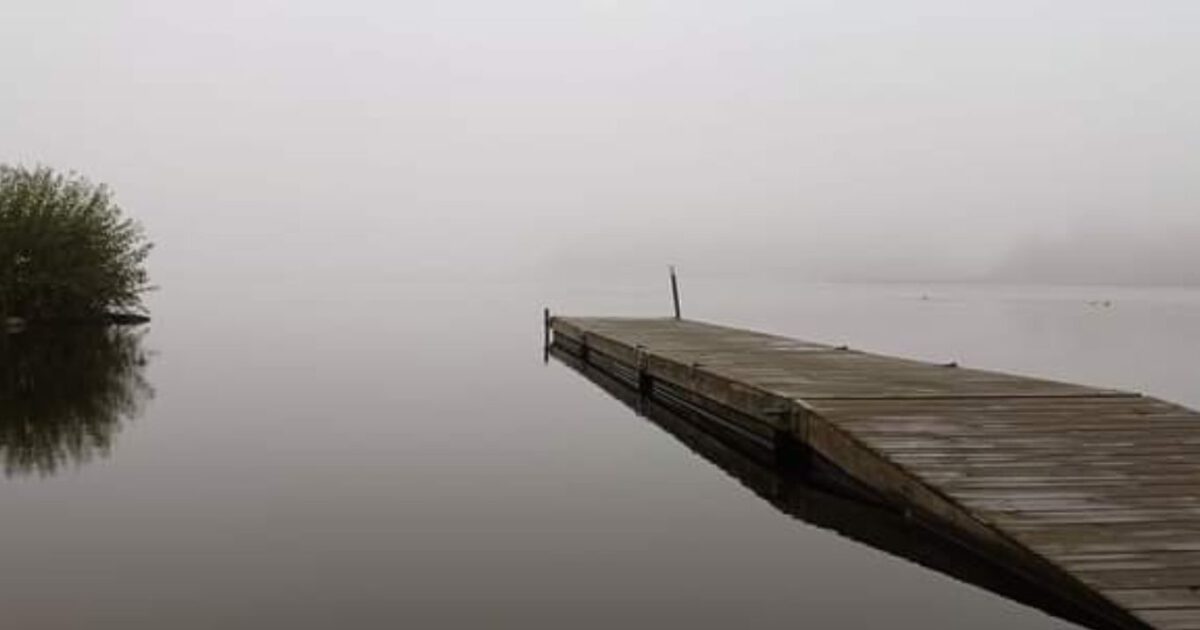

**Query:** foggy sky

left=3, top=1, right=1198, bottom=286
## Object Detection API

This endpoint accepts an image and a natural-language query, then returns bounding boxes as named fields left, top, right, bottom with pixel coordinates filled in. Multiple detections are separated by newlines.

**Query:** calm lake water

left=3, top=277, right=1199, bottom=629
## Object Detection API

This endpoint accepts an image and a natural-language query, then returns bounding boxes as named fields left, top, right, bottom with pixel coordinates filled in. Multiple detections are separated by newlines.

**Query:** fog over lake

left=4, top=1, right=1198, bottom=288
left=2, top=2, right=1198, bottom=628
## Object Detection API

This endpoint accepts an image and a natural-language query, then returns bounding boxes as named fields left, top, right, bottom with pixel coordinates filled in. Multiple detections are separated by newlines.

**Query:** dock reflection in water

left=0, top=327, right=152, bottom=477
left=549, top=344, right=1119, bottom=630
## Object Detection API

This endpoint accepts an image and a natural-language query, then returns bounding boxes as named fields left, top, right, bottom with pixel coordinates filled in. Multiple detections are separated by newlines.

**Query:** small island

left=0, top=165, right=152, bottom=328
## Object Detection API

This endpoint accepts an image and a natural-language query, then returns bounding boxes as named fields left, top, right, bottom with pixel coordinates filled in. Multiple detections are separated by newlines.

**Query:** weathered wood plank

left=550, top=316, right=1200, bottom=629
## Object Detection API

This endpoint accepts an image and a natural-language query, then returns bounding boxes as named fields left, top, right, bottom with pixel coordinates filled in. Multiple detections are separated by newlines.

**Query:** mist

left=3, top=1, right=1197, bottom=287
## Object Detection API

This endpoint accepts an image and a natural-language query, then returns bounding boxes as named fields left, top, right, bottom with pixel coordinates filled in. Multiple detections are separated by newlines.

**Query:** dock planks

left=549, top=316, right=1200, bottom=630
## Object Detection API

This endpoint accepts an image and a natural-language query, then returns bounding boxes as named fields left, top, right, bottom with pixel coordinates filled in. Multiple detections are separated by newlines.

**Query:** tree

left=0, top=165, right=152, bottom=320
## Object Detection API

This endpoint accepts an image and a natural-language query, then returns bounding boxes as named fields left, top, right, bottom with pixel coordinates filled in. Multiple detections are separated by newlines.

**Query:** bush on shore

left=0, top=165, right=151, bottom=321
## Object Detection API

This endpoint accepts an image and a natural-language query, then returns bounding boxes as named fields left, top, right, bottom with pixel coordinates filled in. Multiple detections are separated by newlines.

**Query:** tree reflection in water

left=0, top=326, right=152, bottom=477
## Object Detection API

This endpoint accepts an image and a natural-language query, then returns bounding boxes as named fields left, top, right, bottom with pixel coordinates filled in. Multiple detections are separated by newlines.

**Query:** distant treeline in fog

left=987, top=225, right=1200, bottom=287
left=545, top=219, right=1200, bottom=288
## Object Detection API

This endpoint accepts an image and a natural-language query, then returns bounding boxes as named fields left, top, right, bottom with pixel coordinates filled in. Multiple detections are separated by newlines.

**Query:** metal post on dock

left=669, top=266, right=681, bottom=320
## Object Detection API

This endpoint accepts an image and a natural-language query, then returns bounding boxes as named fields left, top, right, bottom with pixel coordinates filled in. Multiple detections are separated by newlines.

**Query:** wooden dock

left=548, top=316, right=1200, bottom=630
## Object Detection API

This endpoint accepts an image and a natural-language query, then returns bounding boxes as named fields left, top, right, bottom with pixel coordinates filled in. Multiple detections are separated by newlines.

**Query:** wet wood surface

left=550, top=316, right=1200, bottom=630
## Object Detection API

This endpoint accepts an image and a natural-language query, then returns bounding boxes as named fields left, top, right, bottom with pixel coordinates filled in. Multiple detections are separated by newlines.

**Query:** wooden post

left=543, top=307, right=551, bottom=363
left=669, top=266, right=681, bottom=320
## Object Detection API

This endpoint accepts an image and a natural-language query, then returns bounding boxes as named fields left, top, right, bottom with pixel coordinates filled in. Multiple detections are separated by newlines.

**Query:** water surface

left=3, top=278, right=1198, bottom=629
